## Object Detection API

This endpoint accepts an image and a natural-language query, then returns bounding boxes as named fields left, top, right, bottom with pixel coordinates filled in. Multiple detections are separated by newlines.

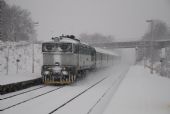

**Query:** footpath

left=104, top=65, right=170, bottom=114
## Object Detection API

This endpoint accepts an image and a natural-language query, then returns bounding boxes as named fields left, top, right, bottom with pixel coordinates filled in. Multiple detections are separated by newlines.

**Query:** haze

left=5, top=0, right=170, bottom=41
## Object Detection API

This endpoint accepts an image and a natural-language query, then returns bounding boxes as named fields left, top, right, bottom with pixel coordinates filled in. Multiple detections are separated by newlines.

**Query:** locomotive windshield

left=42, top=43, right=72, bottom=52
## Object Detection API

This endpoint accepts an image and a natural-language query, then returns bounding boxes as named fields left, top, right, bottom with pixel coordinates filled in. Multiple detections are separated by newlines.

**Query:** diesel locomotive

left=41, top=35, right=118, bottom=84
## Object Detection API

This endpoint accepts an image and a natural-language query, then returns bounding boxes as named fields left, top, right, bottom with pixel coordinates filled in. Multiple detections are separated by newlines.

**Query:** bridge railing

left=91, top=40, right=170, bottom=48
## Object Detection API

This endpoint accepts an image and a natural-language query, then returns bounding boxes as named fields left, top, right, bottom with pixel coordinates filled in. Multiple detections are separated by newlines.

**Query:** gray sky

left=5, top=0, right=170, bottom=41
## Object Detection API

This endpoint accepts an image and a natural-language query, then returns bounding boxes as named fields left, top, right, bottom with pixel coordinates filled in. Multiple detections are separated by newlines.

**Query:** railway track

left=49, top=67, right=129, bottom=114
left=0, top=85, right=46, bottom=100
left=49, top=76, right=108, bottom=114
left=86, top=69, right=129, bottom=114
left=0, top=78, right=42, bottom=95
left=1, top=65, right=129, bottom=114
left=1, top=74, right=111, bottom=113
left=0, top=86, right=64, bottom=111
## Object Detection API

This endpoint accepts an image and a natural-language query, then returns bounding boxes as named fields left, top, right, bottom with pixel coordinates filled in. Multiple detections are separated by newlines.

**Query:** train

left=41, top=35, right=119, bottom=84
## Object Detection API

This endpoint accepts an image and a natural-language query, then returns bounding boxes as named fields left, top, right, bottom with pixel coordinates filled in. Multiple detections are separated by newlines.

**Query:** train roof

left=43, top=35, right=81, bottom=44
left=59, top=37, right=80, bottom=44
left=94, top=47, right=119, bottom=56
left=43, top=38, right=79, bottom=44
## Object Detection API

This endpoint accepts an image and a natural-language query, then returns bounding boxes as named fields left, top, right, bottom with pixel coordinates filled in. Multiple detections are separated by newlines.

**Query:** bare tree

left=79, top=33, right=114, bottom=45
left=143, top=20, right=170, bottom=41
left=0, top=0, right=6, bottom=41
left=137, top=20, right=170, bottom=62
left=2, top=2, right=36, bottom=42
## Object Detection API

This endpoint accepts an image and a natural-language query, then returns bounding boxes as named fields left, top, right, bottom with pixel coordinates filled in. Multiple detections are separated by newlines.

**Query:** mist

left=5, top=0, right=170, bottom=41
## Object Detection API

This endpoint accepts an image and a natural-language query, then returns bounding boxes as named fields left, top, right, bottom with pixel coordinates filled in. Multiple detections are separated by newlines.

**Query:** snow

left=0, top=73, right=41, bottom=85
left=103, top=65, right=170, bottom=114
left=60, top=37, right=80, bottom=44
left=0, top=42, right=42, bottom=85
left=1, top=64, right=127, bottom=114
left=0, top=86, right=58, bottom=110
left=1, top=47, right=170, bottom=114
left=54, top=65, right=129, bottom=114
left=94, top=47, right=118, bottom=56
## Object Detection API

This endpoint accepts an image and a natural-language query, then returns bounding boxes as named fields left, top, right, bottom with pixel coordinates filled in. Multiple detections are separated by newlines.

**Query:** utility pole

left=6, top=46, right=9, bottom=74
left=32, top=22, right=39, bottom=73
left=0, top=0, right=4, bottom=41
left=0, top=0, right=6, bottom=40
left=143, top=41, right=146, bottom=68
left=146, top=20, right=154, bottom=74
left=135, top=47, right=138, bottom=64
left=32, top=42, right=34, bottom=73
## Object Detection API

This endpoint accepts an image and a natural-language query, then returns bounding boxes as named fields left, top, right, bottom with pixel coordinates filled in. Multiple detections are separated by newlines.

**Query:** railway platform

left=0, top=73, right=42, bottom=95
left=104, top=65, right=170, bottom=114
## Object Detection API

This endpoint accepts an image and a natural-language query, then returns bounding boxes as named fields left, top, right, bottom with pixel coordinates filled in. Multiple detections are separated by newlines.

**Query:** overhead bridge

left=91, top=40, right=170, bottom=49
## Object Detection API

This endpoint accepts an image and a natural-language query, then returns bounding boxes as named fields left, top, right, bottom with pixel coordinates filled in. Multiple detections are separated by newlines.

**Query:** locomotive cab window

left=42, top=43, right=73, bottom=52
left=42, top=43, right=56, bottom=52
left=59, top=43, right=72, bottom=52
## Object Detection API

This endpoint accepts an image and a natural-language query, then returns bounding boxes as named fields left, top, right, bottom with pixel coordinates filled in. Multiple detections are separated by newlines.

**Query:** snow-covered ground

left=2, top=46, right=169, bottom=114
left=0, top=73, right=41, bottom=85
left=104, top=64, right=170, bottom=114
left=3, top=63, right=170, bottom=114
left=0, top=64, right=128, bottom=114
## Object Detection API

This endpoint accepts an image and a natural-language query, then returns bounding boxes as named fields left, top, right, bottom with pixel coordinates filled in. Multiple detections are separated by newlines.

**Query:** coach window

left=74, top=44, right=79, bottom=53
left=81, top=45, right=84, bottom=54
left=84, top=46, right=86, bottom=54
left=82, top=46, right=85, bottom=54
left=84, top=46, right=88, bottom=54
left=83, top=46, right=86, bottom=54
left=91, top=50, right=95, bottom=61
left=79, top=45, right=82, bottom=54
left=86, top=46, right=90, bottom=55
left=87, top=47, right=90, bottom=55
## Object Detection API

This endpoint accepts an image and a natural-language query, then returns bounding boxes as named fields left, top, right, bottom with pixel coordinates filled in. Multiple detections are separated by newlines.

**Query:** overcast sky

left=5, top=0, right=170, bottom=41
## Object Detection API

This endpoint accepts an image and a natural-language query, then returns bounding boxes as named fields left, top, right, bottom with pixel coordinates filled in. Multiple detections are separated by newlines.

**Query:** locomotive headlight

left=62, top=70, right=68, bottom=75
left=44, top=71, right=50, bottom=75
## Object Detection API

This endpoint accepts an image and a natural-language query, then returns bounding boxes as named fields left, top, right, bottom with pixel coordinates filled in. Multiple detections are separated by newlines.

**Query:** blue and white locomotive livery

left=41, top=35, right=118, bottom=84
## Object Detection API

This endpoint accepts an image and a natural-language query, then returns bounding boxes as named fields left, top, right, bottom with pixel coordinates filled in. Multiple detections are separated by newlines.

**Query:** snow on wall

left=0, top=42, right=42, bottom=76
